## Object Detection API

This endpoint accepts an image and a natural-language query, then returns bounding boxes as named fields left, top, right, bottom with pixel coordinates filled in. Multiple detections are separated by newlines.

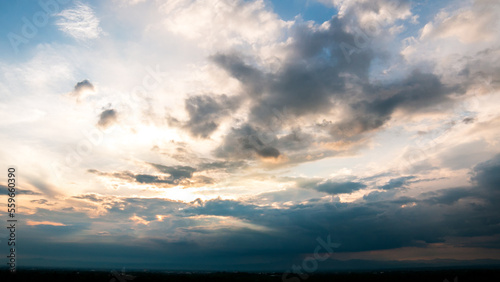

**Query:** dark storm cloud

left=422, top=187, right=474, bottom=205
left=185, top=198, right=262, bottom=218
left=314, top=180, right=367, bottom=194
left=471, top=153, right=500, bottom=190
left=169, top=94, right=241, bottom=138
left=182, top=155, right=500, bottom=254
left=97, top=109, right=117, bottom=128
left=363, top=190, right=396, bottom=202
left=22, top=155, right=500, bottom=269
left=88, top=169, right=180, bottom=185
left=418, top=154, right=500, bottom=207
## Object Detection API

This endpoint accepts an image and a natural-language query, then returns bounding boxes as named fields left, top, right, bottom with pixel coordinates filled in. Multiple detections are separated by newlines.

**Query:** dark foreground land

left=0, top=269, right=499, bottom=282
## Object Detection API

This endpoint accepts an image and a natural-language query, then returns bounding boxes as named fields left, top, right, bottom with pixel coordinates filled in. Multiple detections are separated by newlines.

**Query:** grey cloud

left=30, top=199, right=49, bottom=205
left=198, top=160, right=247, bottom=172
left=314, top=180, right=367, bottom=194
left=168, top=94, right=241, bottom=138
left=192, top=175, right=214, bottom=184
left=471, top=153, right=500, bottom=191
left=186, top=94, right=240, bottom=138
left=184, top=198, right=262, bottom=218
left=211, top=17, right=376, bottom=124
left=211, top=54, right=265, bottom=98
left=422, top=187, right=474, bottom=206
left=26, top=177, right=60, bottom=197
left=363, top=190, right=396, bottom=202
left=97, top=109, right=117, bottom=128
left=212, top=17, right=460, bottom=163
left=215, top=124, right=280, bottom=159
left=135, top=174, right=177, bottom=184
left=70, top=79, right=95, bottom=99
left=88, top=164, right=204, bottom=187
left=380, top=176, right=416, bottom=190
left=74, top=79, right=94, bottom=92
left=73, top=193, right=105, bottom=202
left=148, top=163, right=196, bottom=179
left=463, top=117, right=475, bottom=124
left=0, top=184, right=42, bottom=195
left=328, top=71, right=456, bottom=138
left=276, top=128, right=315, bottom=152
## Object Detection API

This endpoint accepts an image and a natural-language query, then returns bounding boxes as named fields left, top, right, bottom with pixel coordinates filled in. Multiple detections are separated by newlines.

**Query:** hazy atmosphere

left=1, top=0, right=500, bottom=274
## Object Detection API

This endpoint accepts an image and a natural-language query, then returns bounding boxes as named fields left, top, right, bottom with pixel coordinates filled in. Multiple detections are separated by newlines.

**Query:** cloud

left=211, top=16, right=457, bottom=164
left=73, top=193, right=105, bottom=202
left=26, top=220, right=67, bottom=226
left=16, top=155, right=500, bottom=268
left=169, top=94, right=241, bottom=138
left=74, top=79, right=94, bottom=93
left=198, top=160, right=247, bottom=172
left=380, top=176, right=415, bottom=190
left=160, top=0, right=290, bottom=50
left=314, top=180, right=367, bottom=194
left=4, top=0, right=500, bottom=270
left=471, top=153, right=500, bottom=191
left=55, top=2, right=103, bottom=41
left=97, top=109, right=117, bottom=128
left=215, top=124, right=281, bottom=159
left=148, top=163, right=196, bottom=179
left=70, top=79, right=95, bottom=100
left=327, top=70, right=456, bottom=138
left=30, top=199, right=50, bottom=205
left=421, top=0, right=500, bottom=44
left=87, top=163, right=204, bottom=187
left=0, top=185, right=42, bottom=195
left=319, top=0, right=412, bottom=25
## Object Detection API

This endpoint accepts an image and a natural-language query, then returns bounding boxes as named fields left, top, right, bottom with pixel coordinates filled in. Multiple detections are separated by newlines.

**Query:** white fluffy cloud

left=55, top=1, right=104, bottom=41
left=160, top=0, right=292, bottom=51
left=420, top=0, right=500, bottom=44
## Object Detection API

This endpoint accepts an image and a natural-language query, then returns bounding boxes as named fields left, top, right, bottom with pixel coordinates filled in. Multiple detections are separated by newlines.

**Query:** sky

left=1, top=0, right=500, bottom=273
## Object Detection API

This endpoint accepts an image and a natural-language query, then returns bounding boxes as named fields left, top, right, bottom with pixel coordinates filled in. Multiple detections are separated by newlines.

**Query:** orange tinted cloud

left=26, top=220, right=67, bottom=226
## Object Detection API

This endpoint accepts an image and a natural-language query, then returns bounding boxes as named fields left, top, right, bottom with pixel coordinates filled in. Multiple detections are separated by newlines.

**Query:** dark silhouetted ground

left=0, top=268, right=499, bottom=282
